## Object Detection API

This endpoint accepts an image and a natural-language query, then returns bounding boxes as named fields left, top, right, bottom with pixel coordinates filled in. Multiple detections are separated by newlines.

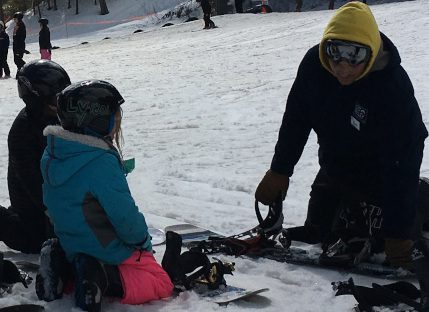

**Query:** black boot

left=412, top=238, right=429, bottom=311
left=73, top=254, right=108, bottom=312
left=419, top=177, right=429, bottom=233
left=161, top=231, right=183, bottom=284
left=36, top=238, right=71, bottom=302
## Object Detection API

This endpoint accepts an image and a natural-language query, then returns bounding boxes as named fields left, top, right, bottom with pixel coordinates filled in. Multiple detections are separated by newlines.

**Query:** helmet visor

left=325, top=40, right=371, bottom=66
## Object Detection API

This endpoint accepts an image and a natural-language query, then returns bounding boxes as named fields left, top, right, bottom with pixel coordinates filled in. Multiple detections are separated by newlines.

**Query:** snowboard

left=264, top=246, right=415, bottom=280
left=149, top=227, right=166, bottom=246
left=166, top=223, right=415, bottom=280
left=192, top=284, right=269, bottom=306
left=211, top=286, right=269, bottom=305
left=0, top=304, right=44, bottom=312
left=164, top=223, right=223, bottom=246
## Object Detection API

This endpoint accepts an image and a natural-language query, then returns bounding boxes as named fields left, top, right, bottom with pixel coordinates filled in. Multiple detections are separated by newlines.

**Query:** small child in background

left=38, top=18, right=52, bottom=60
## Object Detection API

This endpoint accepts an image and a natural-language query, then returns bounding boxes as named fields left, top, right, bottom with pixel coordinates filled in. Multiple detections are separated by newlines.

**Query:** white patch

left=43, top=125, right=110, bottom=150
left=351, top=116, right=360, bottom=131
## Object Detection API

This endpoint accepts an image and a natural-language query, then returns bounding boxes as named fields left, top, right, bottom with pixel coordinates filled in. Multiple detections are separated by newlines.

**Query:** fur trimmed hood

left=43, top=125, right=111, bottom=150
left=42, top=125, right=121, bottom=187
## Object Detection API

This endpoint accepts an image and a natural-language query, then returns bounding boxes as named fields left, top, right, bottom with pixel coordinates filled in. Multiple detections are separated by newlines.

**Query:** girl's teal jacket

left=41, top=126, right=152, bottom=264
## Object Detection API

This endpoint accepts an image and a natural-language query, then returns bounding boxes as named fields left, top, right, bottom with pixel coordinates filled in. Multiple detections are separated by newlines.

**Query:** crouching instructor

left=255, top=2, right=428, bottom=269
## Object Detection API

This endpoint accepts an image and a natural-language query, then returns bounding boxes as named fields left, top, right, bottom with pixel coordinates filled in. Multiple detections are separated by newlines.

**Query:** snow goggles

left=325, top=40, right=371, bottom=66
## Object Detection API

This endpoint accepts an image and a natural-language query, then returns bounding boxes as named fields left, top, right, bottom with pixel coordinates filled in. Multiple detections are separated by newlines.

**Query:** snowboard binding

left=0, top=252, right=32, bottom=295
left=162, top=231, right=235, bottom=291
left=333, top=277, right=423, bottom=312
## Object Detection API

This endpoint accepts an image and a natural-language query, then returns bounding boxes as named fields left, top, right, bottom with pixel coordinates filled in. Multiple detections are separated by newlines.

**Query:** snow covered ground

left=0, top=0, right=428, bottom=311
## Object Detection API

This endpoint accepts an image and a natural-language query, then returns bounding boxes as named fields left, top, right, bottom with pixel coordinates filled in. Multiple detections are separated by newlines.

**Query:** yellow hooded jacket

left=319, top=1, right=381, bottom=81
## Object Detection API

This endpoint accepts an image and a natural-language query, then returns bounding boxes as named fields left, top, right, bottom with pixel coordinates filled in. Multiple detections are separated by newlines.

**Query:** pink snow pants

left=118, top=251, right=173, bottom=304
left=40, top=49, right=51, bottom=60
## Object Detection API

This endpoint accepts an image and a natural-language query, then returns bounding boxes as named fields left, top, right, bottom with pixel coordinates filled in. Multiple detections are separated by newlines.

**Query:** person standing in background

left=39, top=18, right=52, bottom=60
left=197, top=0, right=216, bottom=29
left=0, top=21, right=11, bottom=78
left=235, top=0, right=243, bottom=13
left=295, top=0, right=303, bottom=12
left=13, top=12, right=26, bottom=75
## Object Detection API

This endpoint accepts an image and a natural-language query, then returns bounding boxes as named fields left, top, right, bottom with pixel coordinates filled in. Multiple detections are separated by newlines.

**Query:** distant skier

left=37, top=80, right=173, bottom=311
left=295, top=0, right=303, bottom=12
left=0, top=21, right=11, bottom=78
left=235, top=0, right=243, bottom=13
left=12, top=12, right=26, bottom=74
left=0, top=60, right=71, bottom=254
left=38, top=18, right=52, bottom=60
left=255, top=2, right=428, bottom=270
left=197, top=0, right=216, bottom=29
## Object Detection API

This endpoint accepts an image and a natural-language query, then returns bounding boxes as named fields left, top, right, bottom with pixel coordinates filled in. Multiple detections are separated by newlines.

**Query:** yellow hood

left=319, top=1, right=381, bottom=81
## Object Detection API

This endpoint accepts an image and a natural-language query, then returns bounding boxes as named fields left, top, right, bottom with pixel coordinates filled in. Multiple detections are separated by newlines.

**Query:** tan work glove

left=255, top=169, right=289, bottom=205
left=385, top=238, right=414, bottom=269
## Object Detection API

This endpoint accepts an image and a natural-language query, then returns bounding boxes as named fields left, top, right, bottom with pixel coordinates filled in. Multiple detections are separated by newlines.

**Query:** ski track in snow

left=0, top=0, right=428, bottom=310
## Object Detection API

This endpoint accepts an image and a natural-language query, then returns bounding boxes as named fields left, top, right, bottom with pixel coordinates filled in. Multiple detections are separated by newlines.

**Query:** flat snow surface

left=0, top=0, right=428, bottom=311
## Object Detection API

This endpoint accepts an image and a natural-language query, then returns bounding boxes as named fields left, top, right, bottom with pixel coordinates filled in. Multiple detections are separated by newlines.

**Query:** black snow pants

left=13, top=51, right=25, bottom=72
left=0, top=205, right=54, bottom=253
left=301, top=169, right=429, bottom=245
left=0, top=53, right=10, bottom=77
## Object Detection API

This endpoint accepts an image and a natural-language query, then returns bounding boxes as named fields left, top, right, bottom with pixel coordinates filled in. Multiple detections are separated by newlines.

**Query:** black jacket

left=271, top=33, right=428, bottom=239
left=13, top=21, right=26, bottom=53
left=200, top=0, right=211, bottom=14
left=7, top=108, right=56, bottom=221
left=39, top=27, right=51, bottom=50
left=0, top=31, right=9, bottom=57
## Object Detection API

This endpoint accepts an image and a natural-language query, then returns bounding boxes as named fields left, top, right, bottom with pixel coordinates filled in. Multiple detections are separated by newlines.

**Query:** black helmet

left=57, top=80, right=124, bottom=136
left=13, top=12, right=23, bottom=20
left=17, top=60, right=71, bottom=114
left=38, top=18, right=48, bottom=25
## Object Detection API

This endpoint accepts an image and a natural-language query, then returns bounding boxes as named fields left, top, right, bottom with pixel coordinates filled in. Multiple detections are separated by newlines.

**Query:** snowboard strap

left=333, top=277, right=423, bottom=312
left=162, top=231, right=235, bottom=291
left=186, top=199, right=285, bottom=257
left=0, top=252, right=32, bottom=294
left=191, top=231, right=279, bottom=257
left=254, top=196, right=284, bottom=235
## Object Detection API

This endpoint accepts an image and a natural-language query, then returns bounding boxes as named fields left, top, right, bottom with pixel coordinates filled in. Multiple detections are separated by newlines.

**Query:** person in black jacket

left=255, top=2, right=428, bottom=269
left=0, top=60, right=71, bottom=253
left=38, top=18, right=52, bottom=60
left=235, top=0, right=243, bottom=13
left=196, top=0, right=216, bottom=29
left=0, top=21, right=11, bottom=78
left=12, top=12, right=26, bottom=74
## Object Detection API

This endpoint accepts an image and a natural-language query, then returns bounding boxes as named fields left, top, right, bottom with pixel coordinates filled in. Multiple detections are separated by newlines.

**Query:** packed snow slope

left=0, top=0, right=428, bottom=311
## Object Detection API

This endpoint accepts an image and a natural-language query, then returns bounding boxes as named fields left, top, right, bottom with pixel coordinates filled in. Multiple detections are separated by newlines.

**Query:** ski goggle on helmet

left=325, top=40, right=371, bottom=66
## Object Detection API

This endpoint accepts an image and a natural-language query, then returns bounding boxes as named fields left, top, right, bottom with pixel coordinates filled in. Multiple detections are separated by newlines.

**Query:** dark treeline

left=1, top=0, right=109, bottom=23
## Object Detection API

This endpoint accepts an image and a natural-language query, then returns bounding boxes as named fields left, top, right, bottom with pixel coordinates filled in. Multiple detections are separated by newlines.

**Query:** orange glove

left=255, top=169, right=289, bottom=205
left=385, top=238, right=414, bottom=269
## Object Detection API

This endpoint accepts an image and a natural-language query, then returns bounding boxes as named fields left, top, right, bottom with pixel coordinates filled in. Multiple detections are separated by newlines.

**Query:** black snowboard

left=0, top=305, right=44, bottom=312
